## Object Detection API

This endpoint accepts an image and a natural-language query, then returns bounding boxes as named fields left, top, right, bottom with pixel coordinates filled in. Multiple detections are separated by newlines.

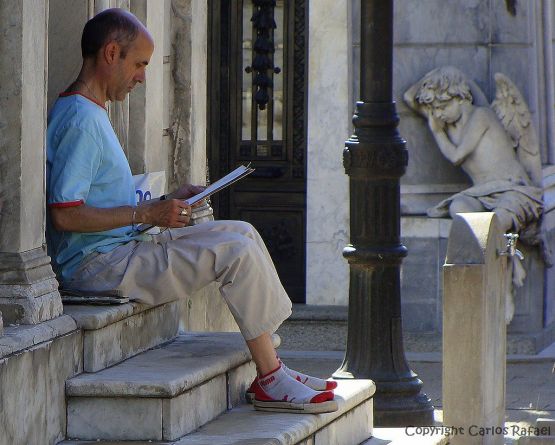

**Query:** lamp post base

left=333, top=368, right=435, bottom=427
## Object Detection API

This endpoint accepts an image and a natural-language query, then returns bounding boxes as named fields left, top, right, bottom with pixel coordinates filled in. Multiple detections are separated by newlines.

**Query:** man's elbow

left=50, top=208, right=76, bottom=232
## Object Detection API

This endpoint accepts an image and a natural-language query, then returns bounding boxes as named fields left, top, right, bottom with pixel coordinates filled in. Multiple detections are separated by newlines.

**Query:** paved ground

left=279, top=346, right=555, bottom=443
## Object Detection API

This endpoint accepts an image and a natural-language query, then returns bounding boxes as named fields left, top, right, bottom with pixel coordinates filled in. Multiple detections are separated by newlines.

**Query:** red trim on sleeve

left=59, top=91, right=106, bottom=111
left=49, top=200, right=84, bottom=208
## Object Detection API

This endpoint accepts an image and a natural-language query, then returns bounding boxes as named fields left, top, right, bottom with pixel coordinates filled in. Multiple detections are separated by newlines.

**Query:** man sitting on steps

left=46, top=8, right=337, bottom=414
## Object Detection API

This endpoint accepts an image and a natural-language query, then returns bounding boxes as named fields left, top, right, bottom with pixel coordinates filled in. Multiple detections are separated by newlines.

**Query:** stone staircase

left=57, top=300, right=376, bottom=444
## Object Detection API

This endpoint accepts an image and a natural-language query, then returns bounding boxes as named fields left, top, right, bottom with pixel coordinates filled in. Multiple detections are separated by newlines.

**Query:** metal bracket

left=499, top=233, right=524, bottom=260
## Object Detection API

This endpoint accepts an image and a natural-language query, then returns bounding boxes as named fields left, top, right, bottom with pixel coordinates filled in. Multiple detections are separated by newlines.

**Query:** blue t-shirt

left=46, top=93, right=143, bottom=281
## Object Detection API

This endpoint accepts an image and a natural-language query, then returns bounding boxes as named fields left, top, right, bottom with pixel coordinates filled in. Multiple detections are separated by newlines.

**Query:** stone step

left=60, top=378, right=375, bottom=445
left=65, top=332, right=273, bottom=442
left=63, top=300, right=180, bottom=372
left=360, top=428, right=445, bottom=444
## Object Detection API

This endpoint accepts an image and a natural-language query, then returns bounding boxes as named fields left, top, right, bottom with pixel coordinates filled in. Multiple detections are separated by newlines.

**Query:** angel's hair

left=415, top=67, right=473, bottom=105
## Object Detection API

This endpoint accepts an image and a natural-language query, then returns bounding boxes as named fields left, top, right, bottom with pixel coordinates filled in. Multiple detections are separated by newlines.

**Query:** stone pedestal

left=0, top=0, right=63, bottom=325
left=443, top=213, right=506, bottom=445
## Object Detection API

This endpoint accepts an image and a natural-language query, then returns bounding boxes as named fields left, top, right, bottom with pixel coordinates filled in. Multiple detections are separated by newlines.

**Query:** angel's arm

left=429, top=109, right=488, bottom=166
left=403, top=81, right=429, bottom=118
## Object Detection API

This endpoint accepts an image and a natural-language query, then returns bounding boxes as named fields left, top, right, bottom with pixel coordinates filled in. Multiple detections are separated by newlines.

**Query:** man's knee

left=225, top=220, right=258, bottom=238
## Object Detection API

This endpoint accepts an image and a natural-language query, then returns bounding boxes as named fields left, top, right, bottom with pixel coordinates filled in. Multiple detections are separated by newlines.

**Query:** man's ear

left=103, top=41, right=120, bottom=65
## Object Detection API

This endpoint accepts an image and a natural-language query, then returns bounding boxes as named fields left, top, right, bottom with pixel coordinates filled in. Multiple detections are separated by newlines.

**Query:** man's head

left=82, top=8, right=141, bottom=60
left=80, top=8, right=154, bottom=102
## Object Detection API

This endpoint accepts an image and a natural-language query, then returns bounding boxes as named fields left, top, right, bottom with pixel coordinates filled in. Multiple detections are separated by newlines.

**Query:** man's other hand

left=171, top=184, right=206, bottom=201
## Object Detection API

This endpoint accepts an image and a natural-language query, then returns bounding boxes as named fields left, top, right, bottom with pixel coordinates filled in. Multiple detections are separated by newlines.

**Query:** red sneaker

left=245, top=375, right=337, bottom=403
left=253, top=380, right=337, bottom=414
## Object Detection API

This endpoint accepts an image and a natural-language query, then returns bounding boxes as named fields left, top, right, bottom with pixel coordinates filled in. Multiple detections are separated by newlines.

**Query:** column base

left=0, top=248, right=63, bottom=325
left=373, top=393, right=435, bottom=427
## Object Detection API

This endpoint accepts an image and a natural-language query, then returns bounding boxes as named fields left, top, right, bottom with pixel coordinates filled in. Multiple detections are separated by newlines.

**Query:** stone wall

left=0, top=318, right=81, bottom=445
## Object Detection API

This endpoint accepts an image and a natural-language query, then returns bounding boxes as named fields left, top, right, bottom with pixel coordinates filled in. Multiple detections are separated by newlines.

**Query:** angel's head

left=416, top=67, right=473, bottom=123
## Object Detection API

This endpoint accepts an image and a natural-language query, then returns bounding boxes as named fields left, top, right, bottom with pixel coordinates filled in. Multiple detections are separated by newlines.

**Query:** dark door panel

left=208, top=0, right=308, bottom=303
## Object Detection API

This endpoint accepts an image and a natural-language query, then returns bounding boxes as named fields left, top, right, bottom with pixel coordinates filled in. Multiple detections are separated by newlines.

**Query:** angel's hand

left=428, top=116, right=445, bottom=133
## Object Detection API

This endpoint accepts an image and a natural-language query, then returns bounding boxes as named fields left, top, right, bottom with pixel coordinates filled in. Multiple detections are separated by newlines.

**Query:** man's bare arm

left=50, top=199, right=191, bottom=233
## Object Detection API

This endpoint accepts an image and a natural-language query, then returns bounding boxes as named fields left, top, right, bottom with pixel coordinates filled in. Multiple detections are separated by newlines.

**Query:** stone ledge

left=64, top=300, right=180, bottom=372
left=0, top=314, right=77, bottom=359
left=63, top=301, right=161, bottom=330
left=66, top=332, right=268, bottom=398
left=61, top=379, right=375, bottom=445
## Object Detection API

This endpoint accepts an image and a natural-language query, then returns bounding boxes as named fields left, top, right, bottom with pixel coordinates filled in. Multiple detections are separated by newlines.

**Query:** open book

left=135, top=164, right=255, bottom=233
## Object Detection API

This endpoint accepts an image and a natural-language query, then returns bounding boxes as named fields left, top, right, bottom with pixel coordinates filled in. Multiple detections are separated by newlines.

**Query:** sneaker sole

left=253, top=399, right=338, bottom=414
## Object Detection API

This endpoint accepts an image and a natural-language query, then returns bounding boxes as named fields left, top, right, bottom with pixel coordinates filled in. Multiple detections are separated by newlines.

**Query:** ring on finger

left=180, top=209, right=188, bottom=216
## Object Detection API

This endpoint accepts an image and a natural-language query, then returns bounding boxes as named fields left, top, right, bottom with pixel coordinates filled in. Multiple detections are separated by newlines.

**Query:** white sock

left=256, top=366, right=332, bottom=403
left=280, top=360, right=337, bottom=391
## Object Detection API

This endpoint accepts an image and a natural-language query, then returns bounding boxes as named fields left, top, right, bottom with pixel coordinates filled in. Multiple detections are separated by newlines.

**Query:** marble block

left=443, top=213, right=506, bottom=445
left=0, top=329, right=82, bottom=445
left=394, top=0, right=490, bottom=44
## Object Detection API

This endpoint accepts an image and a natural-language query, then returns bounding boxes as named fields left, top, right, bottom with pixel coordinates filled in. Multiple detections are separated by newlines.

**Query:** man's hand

left=136, top=199, right=191, bottom=228
left=166, top=183, right=207, bottom=208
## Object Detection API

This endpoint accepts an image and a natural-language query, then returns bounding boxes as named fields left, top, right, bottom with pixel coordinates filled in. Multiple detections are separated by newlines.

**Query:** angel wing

left=491, top=73, right=543, bottom=187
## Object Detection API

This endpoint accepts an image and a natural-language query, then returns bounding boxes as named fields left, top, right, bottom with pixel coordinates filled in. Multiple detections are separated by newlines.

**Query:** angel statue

left=404, top=66, right=547, bottom=323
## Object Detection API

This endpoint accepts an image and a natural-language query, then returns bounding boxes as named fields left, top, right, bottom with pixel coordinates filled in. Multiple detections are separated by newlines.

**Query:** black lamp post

left=332, top=0, right=435, bottom=426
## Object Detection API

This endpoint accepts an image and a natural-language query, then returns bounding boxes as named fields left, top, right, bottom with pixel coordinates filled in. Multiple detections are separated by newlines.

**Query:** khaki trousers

left=66, top=220, right=292, bottom=340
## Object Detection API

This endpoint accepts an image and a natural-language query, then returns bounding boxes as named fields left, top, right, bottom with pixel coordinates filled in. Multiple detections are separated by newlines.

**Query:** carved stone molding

left=0, top=247, right=62, bottom=325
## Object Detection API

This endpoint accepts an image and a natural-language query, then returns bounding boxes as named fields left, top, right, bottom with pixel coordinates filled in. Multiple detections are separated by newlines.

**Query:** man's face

left=109, top=31, right=154, bottom=101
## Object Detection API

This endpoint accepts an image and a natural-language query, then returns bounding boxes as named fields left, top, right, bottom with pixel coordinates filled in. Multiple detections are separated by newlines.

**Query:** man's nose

left=135, top=70, right=146, bottom=83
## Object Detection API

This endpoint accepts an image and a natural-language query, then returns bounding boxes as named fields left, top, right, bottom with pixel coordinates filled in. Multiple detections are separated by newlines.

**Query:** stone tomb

left=400, top=214, right=553, bottom=354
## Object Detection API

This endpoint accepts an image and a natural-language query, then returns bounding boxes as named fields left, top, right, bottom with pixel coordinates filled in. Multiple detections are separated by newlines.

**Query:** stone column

left=129, top=0, right=165, bottom=175
left=0, top=0, right=63, bottom=325
left=170, top=0, right=209, bottom=189
left=306, top=0, right=351, bottom=305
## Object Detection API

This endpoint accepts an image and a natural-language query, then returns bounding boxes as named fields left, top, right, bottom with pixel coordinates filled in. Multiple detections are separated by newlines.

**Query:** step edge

left=66, top=333, right=254, bottom=398
left=64, top=301, right=175, bottom=330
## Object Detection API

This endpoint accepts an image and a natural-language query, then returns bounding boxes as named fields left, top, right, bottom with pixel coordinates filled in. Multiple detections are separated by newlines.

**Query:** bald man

left=46, top=8, right=337, bottom=414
